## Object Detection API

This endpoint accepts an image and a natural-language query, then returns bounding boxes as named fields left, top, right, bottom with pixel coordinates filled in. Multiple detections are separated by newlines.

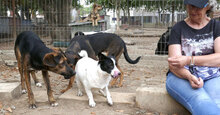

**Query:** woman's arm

left=168, top=44, right=203, bottom=88
left=168, top=37, right=220, bottom=68
left=168, top=44, right=191, bottom=79
left=193, top=37, right=220, bottom=67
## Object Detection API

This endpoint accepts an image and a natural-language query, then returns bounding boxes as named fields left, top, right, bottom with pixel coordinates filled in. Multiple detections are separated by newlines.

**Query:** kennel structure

left=0, top=0, right=219, bottom=51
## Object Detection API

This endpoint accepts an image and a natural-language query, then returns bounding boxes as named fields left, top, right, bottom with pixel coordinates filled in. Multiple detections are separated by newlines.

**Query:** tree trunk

left=116, top=1, right=120, bottom=30
left=172, top=1, right=175, bottom=26
left=43, top=0, right=72, bottom=43
left=127, top=0, right=130, bottom=25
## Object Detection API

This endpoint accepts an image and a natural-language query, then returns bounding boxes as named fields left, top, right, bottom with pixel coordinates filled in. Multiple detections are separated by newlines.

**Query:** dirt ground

left=0, top=28, right=171, bottom=115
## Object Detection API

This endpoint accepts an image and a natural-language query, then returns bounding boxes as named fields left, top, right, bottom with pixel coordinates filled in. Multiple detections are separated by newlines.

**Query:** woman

left=166, top=0, right=220, bottom=114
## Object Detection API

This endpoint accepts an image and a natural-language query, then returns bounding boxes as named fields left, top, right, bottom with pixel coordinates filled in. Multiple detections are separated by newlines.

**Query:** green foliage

left=79, top=6, right=92, bottom=16
left=86, top=0, right=185, bottom=12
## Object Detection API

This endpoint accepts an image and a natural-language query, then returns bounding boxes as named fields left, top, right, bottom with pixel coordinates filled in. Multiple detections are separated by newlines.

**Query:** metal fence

left=0, top=0, right=219, bottom=54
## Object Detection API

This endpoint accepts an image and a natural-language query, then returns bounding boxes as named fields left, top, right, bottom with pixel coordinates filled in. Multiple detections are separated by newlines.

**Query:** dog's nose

left=67, top=66, right=76, bottom=76
left=114, top=71, right=121, bottom=77
left=64, top=75, right=72, bottom=79
left=61, top=70, right=75, bottom=79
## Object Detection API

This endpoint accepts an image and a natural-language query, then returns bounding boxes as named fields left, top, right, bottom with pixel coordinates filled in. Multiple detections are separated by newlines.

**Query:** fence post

left=12, top=0, right=16, bottom=38
left=171, top=1, right=175, bottom=26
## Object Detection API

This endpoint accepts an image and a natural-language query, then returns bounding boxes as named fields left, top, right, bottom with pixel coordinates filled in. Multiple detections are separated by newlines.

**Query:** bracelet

left=190, top=56, right=194, bottom=66
left=189, top=56, right=194, bottom=74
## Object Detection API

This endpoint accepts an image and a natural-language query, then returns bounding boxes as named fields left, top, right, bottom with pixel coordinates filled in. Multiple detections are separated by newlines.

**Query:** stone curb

left=59, top=89, right=136, bottom=105
left=0, top=82, right=21, bottom=100
left=136, top=87, right=190, bottom=115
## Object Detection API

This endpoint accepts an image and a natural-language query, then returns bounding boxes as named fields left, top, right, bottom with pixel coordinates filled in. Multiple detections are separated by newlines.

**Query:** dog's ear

left=98, top=52, right=107, bottom=61
left=70, top=41, right=81, bottom=53
left=43, top=52, right=64, bottom=67
left=52, top=48, right=66, bottom=58
left=43, top=52, right=57, bottom=67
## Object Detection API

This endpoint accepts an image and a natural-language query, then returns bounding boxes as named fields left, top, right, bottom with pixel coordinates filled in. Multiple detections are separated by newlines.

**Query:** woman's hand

left=168, top=56, right=190, bottom=68
left=188, top=75, right=204, bottom=88
left=169, top=63, right=204, bottom=89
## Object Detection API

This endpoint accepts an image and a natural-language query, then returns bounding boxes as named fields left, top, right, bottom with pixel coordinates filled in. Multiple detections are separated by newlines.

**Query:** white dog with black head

left=75, top=50, right=121, bottom=107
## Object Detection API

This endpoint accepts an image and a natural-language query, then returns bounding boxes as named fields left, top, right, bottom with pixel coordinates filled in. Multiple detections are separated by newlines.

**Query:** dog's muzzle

left=62, top=70, right=76, bottom=79
left=63, top=75, right=73, bottom=79
left=111, top=71, right=121, bottom=78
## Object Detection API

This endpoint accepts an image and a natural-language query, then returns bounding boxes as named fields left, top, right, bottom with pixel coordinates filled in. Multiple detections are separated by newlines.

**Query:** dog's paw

left=107, top=100, right=113, bottom=106
left=89, top=101, right=96, bottom=107
left=77, top=91, right=83, bottom=96
left=107, top=97, right=113, bottom=106
left=51, top=102, right=58, bottom=107
left=36, top=82, right=42, bottom=87
left=21, top=89, right=27, bottom=94
left=29, top=104, right=37, bottom=109
left=60, top=89, right=67, bottom=93
left=118, top=84, right=123, bottom=87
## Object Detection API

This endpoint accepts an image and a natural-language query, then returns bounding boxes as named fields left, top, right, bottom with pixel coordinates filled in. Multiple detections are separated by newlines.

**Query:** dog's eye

left=59, top=61, right=65, bottom=67
left=69, top=64, right=74, bottom=68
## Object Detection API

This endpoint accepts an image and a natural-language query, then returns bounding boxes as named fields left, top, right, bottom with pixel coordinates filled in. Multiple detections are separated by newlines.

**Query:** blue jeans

left=166, top=72, right=220, bottom=115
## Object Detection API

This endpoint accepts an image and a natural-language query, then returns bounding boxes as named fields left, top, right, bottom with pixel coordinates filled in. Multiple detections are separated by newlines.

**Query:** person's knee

left=191, top=98, right=220, bottom=115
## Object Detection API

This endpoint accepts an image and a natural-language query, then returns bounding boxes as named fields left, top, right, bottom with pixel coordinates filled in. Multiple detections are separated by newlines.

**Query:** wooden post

left=172, top=1, right=175, bottom=26
left=12, top=0, right=16, bottom=38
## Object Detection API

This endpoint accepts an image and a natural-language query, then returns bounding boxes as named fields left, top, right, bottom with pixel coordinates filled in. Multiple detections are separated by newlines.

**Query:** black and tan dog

left=61, top=32, right=141, bottom=93
left=81, top=4, right=102, bottom=26
left=14, top=31, right=75, bottom=108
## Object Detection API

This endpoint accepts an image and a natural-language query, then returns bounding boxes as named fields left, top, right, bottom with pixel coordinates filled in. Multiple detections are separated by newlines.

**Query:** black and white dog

left=74, top=31, right=85, bottom=37
left=75, top=50, right=121, bottom=107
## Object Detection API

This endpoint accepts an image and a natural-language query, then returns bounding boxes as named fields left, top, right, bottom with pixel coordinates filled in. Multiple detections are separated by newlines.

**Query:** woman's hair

left=207, top=0, right=217, bottom=14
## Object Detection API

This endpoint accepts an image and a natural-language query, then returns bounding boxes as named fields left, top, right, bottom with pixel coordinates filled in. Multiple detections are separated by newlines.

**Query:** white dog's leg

left=76, top=78, right=83, bottom=96
left=105, top=86, right=113, bottom=106
left=85, top=87, right=96, bottom=107
left=99, top=89, right=106, bottom=97
left=21, top=89, right=27, bottom=94
left=36, top=82, right=42, bottom=87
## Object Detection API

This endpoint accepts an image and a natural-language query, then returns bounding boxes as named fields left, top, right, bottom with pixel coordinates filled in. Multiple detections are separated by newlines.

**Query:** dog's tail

left=123, top=43, right=141, bottom=64
left=78, top=50, right=88, bottom=58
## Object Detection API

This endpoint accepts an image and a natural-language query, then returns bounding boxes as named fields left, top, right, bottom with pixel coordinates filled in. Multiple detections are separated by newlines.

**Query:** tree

left=39, top=0, right=72, bottom=42
left=2, top=0, right=81, bottom=42
left=88, top=0, right=185, bottom=28
left=40, top=0, right=82, bottom=42
left=89, top=0, right=129, bottom=30
left=1, top=0, right=40, bottom=20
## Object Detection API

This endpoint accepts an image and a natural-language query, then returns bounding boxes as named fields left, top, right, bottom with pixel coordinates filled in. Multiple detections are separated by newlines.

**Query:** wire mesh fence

left=0, top=0, right=219, bottom=55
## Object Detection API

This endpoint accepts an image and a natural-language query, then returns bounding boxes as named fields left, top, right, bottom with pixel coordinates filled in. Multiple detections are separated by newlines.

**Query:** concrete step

left=0, top=82, right=21, bottom=100
left=59, top=89, right=135, bottom=105
left=0, top=83, right=192, bottom=115
left=136, top=86, right=190, bottom=115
